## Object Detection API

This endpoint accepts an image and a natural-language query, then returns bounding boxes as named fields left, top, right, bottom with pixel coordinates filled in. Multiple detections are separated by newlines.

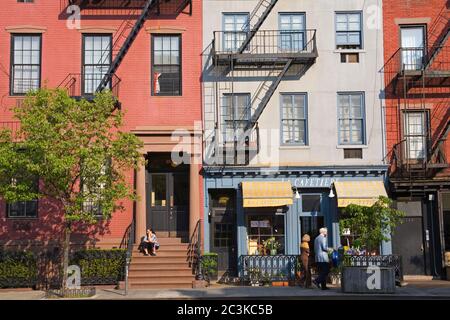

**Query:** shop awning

left=334, top=180, right=388, bottom=207
left=242, top=181, right=293, bottom=208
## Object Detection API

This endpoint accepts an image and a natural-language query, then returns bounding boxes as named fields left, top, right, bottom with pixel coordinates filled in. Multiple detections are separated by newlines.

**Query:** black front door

left=209, top=191, right=237, bottom=275
left=147, top=172, right=189, bottom=238
left=392, top=217, right=426, bottom=275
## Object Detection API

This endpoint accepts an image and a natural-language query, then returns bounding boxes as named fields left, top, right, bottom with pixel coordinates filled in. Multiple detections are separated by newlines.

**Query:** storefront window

left=443, top=193, right=450, bottom=252
left=247, top=213, right=285, bottom=255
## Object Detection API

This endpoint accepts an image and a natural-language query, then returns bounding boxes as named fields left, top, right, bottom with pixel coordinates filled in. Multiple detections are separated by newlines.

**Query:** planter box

left=341, top=266, right=395, bottom=294
left=272, top=281, right=289, bottom=287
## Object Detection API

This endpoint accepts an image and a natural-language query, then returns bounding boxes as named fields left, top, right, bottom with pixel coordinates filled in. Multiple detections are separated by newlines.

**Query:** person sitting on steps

left=141, top=228, right=160, bottom=256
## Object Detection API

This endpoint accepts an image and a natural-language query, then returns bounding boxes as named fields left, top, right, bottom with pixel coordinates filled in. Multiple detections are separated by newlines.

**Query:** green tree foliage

left=0, top=88, right=143, bottom=289
left=339, top=196, right=405, bottom=253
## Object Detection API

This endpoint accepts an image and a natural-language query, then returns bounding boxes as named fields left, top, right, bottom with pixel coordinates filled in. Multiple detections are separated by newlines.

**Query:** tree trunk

left=61, top=223, right=71, bottom=295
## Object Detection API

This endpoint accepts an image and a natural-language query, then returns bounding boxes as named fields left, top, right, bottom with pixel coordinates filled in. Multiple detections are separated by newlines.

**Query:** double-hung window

left=11, top=34, right=41, bottom=95
left=403, top=111, right=427, bottom=160
left=152, top=35, right=181, bottom=96
left=82, top=35, right=112, bottom=95
left=221, top=93, right=251, bottom=142
left=7, top=178, right=38, bottom=218
left=338, top=93, right=365, bottom=145
left=400, top=26, right=425, bottom=70
left=279, top=13, right=306, bottom=51
left=281, top=93, right=308, bottom=145
left=223, top=13, right=249, bottom=52
left=336, top=12, right=363, bottom=49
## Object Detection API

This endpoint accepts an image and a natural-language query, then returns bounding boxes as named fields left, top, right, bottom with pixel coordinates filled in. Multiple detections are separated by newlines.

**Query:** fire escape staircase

left=425, top=3, right=450, bottom=71
left=237, top=0, right=278, bottom=54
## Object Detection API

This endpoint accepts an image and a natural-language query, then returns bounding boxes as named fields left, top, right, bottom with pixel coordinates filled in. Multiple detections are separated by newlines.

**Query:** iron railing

left=187, top=219, right=203, bottom=279
left=239, top=255, right=299, bottom=283
left=57, top=73, right=121, bottom=99
left=213, top=30, right=317, bottom=56
left=342, top=255, right=403, bottom=283
left=123, top=218, right=135, bottom=295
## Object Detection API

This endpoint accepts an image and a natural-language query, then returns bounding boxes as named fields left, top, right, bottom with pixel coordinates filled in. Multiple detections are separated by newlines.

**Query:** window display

left=247, top=213, right=285, bottom=255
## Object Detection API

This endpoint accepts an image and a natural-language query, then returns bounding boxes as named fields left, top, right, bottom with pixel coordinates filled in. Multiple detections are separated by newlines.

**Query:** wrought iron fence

left=239, top=255, right=299, bottom=283
left=342, top=255, right=403, bottom=283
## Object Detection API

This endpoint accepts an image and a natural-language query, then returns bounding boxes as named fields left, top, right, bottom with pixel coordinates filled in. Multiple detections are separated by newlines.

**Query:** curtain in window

left=401, top=27, right=424, bottom=70
left=223, top=14, right=249, bottom=52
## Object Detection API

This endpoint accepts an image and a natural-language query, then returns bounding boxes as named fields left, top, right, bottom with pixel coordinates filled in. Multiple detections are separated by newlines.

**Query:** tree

left=0, top=88, right=143, bottom=291
left=339, top=196, right=405, bottom=254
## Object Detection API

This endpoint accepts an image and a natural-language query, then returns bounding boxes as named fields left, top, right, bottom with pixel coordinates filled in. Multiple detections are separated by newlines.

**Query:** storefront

left=203, top=166, right=389, bottom=275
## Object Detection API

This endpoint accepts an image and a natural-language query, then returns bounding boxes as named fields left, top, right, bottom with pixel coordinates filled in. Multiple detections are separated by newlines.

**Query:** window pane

left=302, top=195, right=321, bottom=212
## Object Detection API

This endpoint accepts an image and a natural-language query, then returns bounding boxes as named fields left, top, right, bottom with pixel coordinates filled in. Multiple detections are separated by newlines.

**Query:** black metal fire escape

left=387, top=2, right=450, bottom=186
left=207, top=0, right=318, bottom=165
left=59, top=0, right=192, bottom=102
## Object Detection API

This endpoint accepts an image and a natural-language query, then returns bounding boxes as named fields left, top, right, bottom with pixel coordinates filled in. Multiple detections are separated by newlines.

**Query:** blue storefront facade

left=202, top=165, right=390, bottom=275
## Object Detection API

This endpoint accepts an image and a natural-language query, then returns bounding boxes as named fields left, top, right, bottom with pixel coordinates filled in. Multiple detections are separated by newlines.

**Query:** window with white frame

left=83, top=35, right=112, bottom=95
left=336, top=12, right=362, bottom=49
left=281, top=93, right=308, bottom=145
left=338, top=93, right=365, bottom=145
left=11, top=34, right=41, bottom=95
left=403, top=111, right=427, bottom=160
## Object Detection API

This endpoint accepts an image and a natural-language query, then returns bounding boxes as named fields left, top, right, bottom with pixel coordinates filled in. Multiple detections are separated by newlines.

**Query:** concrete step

left=129, top=269, right=193, bottom=277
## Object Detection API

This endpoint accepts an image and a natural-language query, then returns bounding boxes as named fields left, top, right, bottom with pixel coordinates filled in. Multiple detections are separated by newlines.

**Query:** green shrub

left=201, top=253, right=218, bottom=280
left=70, top=249, right=126, bottom=285
left=0, top=251, right=37, bottom=288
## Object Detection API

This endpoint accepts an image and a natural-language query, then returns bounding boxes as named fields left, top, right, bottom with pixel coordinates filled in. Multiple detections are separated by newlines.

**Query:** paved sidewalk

left=1, top=280, right=450, bottom=300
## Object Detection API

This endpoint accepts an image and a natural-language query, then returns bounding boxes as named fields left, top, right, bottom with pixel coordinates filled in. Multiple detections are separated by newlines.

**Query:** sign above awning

left=334, top=181, right=388, bottom=207
left=242, top=181, right=293, bottom=208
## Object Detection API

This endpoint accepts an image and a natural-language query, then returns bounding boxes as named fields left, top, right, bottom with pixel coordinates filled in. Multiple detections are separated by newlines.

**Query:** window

left=340, top=52, right=359, bottom=63
left=247, top=212, right=285, bottom=255
left=11, top=34, right=41, bottom=95
left=279, top=13, right=305, bottom=51
left=336, top=12, right=362, bottom=49
left=152, top=35, right=181, bottom=96
left=338, top=92, right=365, bottom=145
left=400, top=26, right=425, bottom=70
left=344, top=148, right=363, bottom=159
left=82, top=35, right=111, bottom=95
left=214, top=223, right=233, bottom=248
left=17, top=0, right=34, bottom=2
left=221, top=93, right=251, bottom=142
left=81, top=160, right=111, bottom=217
left=223, top=13, right=249, bottom=52
left=7, top=178, right=38, bottom=218
left=281, top=93, right=307, bottom=145
left=403, top=111, right=427, bottom=159
left=302, top=194, right=321, bottom=213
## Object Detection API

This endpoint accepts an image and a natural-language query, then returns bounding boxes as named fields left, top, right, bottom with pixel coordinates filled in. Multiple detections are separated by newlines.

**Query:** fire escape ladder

left=243, top=59, right=293, bottom=132
left=238, top=0, right=278, bottom=54
left=96, top=0, right=158, bottom=92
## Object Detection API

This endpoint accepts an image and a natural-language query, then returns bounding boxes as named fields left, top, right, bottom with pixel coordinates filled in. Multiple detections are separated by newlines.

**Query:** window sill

left=6, top=217, right=39, bottom=220
left=336, top=145, right=368, bottom=149
left=334, top=49, right=366, bottom=54
left=279, top=145, right=310, bottom=150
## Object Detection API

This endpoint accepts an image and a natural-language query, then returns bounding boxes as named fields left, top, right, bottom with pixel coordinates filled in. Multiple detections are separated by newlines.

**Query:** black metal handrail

left=124, top=217, right=135, bottom=295
left=213, top=30, right=317, bottom=56
left=239, top=255, right=299, bottom=283
left=187, top=219, right=203, bottom=279
left=342, top=255, right=403, bottom=283
left=57, top=73, right=121, bottom=99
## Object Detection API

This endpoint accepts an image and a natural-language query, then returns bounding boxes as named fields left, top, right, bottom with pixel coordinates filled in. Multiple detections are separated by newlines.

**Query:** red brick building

left=383, top=0, right=449, bottom=278
left=0, top=0, right=203, bottom=288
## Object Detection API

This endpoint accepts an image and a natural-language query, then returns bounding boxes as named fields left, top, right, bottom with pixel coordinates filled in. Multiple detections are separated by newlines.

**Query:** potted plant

left=262, top=237, right=281, bottom=256
left=201, top=253, right=218, bottom=282
left=262, top=272, right=271, bottom=287
left=339, top=196, right=405, bottom=293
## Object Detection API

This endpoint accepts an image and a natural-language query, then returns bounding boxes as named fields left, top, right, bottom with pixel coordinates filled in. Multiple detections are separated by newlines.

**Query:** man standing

left=313, top=228, right=330, bottom=290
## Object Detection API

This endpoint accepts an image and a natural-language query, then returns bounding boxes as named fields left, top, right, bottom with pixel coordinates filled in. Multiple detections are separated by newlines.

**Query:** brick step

left=132, top=244, right=189, bottom=252
left=129, top=275, right=194, bottom=284
left=132, top=250, right=187, bottom=258
left=129, top=263, right=191, bottom=271
left=129, top=282, right=193, bottom=289
left=129, top=269, right=193, bottom=277
left=131, top=256, right=188, bottom=264
left=134, top=237, right=186, bottom=245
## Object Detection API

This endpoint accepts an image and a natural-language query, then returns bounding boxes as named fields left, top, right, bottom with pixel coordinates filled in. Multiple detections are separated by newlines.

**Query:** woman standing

left=300, top=234, right=312, bottom=288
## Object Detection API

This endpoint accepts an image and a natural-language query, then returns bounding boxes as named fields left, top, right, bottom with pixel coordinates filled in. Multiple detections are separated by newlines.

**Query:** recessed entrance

left=146, top=153, right=189, bottom=239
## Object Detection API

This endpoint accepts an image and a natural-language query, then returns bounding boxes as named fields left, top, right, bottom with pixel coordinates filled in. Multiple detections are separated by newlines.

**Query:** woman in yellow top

left=300, top=234, right=312, bottom=288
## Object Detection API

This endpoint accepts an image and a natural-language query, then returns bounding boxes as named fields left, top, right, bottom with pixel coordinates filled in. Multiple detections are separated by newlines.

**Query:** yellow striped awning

left=242, top=181, right=293, bottom=208
left=334, top=180, right=388, bottom=207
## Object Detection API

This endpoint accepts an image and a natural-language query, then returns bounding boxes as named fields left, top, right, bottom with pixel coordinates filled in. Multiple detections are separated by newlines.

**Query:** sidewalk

left=1, top=280, right=450, bottom=300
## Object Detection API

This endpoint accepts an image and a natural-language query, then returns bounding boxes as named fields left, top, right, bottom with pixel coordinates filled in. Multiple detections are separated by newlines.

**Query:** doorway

left=146, top=153, right=189, bottom=239
left=209, top=190, right=237, bottom=275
